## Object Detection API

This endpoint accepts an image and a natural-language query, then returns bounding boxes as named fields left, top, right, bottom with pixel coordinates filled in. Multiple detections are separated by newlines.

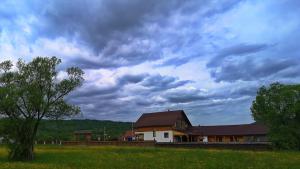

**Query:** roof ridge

left=195, top=123, right=256, bottom=127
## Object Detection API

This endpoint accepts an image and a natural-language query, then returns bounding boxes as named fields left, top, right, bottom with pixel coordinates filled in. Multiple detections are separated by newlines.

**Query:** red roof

left=187, top=123, right=268, bottom=136
left=134, top=110, right=192, bottom=128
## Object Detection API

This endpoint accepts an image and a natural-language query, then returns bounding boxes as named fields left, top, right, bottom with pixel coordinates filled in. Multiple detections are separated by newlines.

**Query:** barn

left=187, top=123, right=268, bottom=143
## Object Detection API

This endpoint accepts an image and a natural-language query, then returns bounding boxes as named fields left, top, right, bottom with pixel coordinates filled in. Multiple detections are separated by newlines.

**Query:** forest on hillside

left=0, top=119, right=132, bottom=142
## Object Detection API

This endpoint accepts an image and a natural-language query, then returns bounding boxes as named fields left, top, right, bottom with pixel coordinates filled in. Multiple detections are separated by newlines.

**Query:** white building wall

left=203, top=136, right=208, bottom=143
left=135, top=130, right=174, bottom=142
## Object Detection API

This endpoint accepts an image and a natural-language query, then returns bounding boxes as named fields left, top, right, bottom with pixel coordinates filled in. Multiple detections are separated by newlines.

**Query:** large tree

left=251, top=83, right=300, bottom=150
left=0, top=57, right=84, bottom=161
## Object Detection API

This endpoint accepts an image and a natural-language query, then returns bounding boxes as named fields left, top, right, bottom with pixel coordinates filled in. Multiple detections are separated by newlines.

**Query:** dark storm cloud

left=164, top=89, right=208, bottom=103
left=211, top=58, right=299, bottom=82
left=66, top=57, right=119, bottom=69
left=29, top=0, right=190, bottom=68
left=39, top=0, right=184, bottom=41
left=203, top=0, right=242, bottom=17
left=275, top=66, right=300, bottom=79
left=141, top=74, right=193, bottom=91
left=22, top=0, right=242, bottom=69
left=118, top=73, right=148, bottom=85
left=71, top=73, right=191, bottom=99
left=162, top=83, right=259, bottom=105
left=67, top=73, right=193, bottom=119
left=156, top=57, right=191, bottom=67
left=229, top=85, right=258, bottom=97
left=207, top=43, right=270, bottom=68
left=70, top=73, right=148, bottom=98
left=67, top=42, right=161, bottom=69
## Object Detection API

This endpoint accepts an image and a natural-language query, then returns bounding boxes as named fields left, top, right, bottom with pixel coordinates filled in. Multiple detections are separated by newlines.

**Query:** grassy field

left=0, top=146, right=299, bottom=169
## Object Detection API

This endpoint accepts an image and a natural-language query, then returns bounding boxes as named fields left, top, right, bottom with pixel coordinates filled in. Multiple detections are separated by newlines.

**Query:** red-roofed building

left=121, top=130, right=136, bottom=141
left=187, top=123, right=268, bottom=143
left=133, top=110, right=268, bottom=143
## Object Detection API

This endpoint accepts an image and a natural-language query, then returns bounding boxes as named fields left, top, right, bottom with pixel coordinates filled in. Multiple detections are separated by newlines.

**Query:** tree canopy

left=251, top=83, right=300, bottom=150
left=0, top=57, right=84, bottom=160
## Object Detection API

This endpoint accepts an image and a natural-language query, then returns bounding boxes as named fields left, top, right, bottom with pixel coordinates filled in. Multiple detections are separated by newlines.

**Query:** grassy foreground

left=0, top=146, right=299, bottom=169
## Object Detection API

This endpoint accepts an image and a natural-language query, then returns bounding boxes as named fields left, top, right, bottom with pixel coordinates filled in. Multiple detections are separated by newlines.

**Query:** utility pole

left=103, top=127, right=106, bottom=141
left=131, top=122, right=134, bottom=141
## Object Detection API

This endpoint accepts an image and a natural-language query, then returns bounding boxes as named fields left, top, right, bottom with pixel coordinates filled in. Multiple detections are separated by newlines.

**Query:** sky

left=0, top=0, right=300, bottom=125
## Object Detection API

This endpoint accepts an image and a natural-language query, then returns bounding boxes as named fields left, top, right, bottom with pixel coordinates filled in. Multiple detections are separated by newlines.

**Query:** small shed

left=121, top=130, right=135, bottom=141
left=74, top=130, right=92, bottom=142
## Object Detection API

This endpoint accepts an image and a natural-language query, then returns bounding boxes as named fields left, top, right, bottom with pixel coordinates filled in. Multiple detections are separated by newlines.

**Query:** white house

left=134, top=110, right=192, bottom=142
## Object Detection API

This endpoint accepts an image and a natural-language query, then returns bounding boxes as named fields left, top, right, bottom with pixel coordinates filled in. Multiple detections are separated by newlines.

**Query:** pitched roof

left=134, top=110, right=192, bottom=128
left=187, top=123, right=268, bottom=136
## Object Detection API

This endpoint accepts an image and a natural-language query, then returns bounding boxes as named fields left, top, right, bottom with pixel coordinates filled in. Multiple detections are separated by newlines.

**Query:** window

left=153, top=131, right=156, bottom=137
left=164, top=132, right=169, bottom=138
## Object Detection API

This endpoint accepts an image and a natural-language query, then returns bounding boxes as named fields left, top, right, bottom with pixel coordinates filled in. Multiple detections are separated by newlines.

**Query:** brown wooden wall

left=135, top=126, right=173, bottom=132
left=207, top=136, right=244, bottom=143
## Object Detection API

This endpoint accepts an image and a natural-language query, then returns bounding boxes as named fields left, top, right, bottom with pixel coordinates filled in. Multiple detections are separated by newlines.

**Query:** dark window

left=216, top=136, right=223, bottom=142
left=230, top=136, right=234, bottom=142
left=164, top=132, right=169, bottom=138
left=153, top=131, right=156, bottom=137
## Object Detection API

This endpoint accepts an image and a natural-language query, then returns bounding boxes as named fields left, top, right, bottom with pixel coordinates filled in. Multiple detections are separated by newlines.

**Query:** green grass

left=0, top=146, right=299, bottom=169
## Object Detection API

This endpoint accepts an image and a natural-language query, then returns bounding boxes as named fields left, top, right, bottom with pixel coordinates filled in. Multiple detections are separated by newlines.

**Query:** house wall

left=135, top=130, right=174, bottom=142
left=203, top=136, right=208, bottom=142
left=207, top=136, right=245, bottom=143
left=244, top=135, right=268, bottom=142
left=135, top=126, right=172, bottom=132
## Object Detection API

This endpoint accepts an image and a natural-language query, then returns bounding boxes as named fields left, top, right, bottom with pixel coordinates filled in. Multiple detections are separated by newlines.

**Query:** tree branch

left=20, top=96, right=31, bottom=117
left=16, top=105, right=28, bottom=118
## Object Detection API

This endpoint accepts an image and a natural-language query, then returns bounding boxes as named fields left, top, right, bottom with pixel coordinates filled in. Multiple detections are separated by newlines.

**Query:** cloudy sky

left=1, top=0, right=300, bottom=125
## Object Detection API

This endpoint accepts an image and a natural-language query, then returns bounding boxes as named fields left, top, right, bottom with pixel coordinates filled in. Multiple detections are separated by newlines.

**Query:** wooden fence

left=63, top=141, right=155, bottom=147
left=63, top=141, right=271, bottom=150
left=155, top=142, right=272, bottom=150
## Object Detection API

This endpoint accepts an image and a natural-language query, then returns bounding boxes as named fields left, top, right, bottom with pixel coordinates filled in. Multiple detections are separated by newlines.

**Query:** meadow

left=0, top=145, right=299, bottom=169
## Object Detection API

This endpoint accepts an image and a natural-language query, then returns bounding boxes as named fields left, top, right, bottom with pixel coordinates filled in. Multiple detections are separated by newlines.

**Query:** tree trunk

left=8, top=119, right=36, bottom=161
left=9, top=141, right=34, bottom=161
